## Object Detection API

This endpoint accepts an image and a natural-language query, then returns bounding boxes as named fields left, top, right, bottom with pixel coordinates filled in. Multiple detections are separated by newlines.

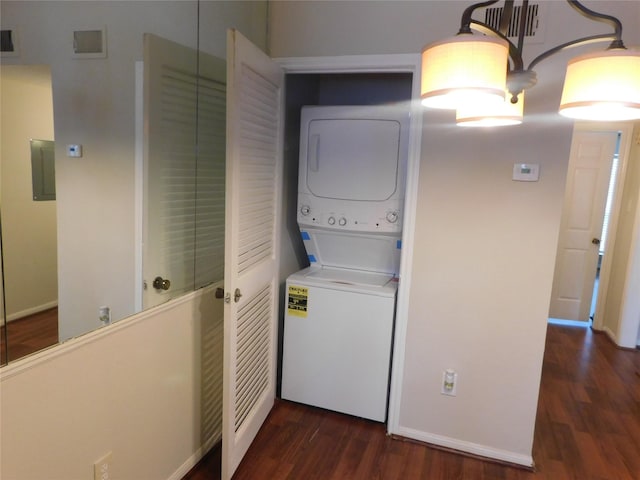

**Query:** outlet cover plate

left=94, top=451, right=112, bottom=480
left=441, top=371, right=458, bottom=396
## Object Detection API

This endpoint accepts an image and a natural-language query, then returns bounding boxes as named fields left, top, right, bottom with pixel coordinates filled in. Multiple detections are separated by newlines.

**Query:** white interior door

left=222, top=29, right=284, bottom=479
left=549, top=130, right=618, bottom=321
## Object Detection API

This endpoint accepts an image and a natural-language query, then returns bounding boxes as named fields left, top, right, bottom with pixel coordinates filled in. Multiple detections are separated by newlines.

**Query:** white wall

left=399, top=105, right=568, bottom=465
left=0, top=286, right=223, bottom=480
left=0, top=66, right=58, bottom=320
left=602, top=123, right=640, bottom=347
left=269, top=0, right=640, bottom=466
left=618, top=129, right=640, bottom=348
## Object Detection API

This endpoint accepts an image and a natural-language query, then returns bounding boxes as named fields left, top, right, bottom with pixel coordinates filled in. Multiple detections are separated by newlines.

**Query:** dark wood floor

left=0, top=307, right=58, bottom=363
left=183, top=322, right=640, bottom=480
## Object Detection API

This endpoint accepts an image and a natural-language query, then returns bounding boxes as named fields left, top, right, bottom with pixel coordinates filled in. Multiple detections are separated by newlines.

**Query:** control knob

left=338, top=217, right=347, bottom=226
left=300, top=205, right=311, bottom=216
left=327, top=216, right=336, bottom=225
left=386, top=211, right=399, bottom=223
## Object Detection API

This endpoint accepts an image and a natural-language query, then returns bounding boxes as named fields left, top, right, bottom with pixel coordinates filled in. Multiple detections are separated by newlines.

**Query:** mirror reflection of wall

left=0, top=1, right=235, bottom=365
left=0, top=65, right=58, bottom=362
left=141, top=33, right=226, bottom=312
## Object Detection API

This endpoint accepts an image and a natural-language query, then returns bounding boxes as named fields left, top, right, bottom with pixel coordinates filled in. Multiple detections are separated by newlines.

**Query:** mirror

left=0, top=1, right=266, bottom=365
left=1, top=64, right=59, bottom=363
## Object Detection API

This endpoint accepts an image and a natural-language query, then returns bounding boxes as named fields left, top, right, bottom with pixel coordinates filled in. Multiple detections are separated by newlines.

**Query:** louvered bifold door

left=222, top=29, right=284, bottom=480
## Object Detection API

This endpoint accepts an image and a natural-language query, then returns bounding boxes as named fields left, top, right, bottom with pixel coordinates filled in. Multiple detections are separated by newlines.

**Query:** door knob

left=152, top=276, right=171, bottom=291
left=234, top=288, right=242, bottom=303
left=592, top=238, right=601, bottom=245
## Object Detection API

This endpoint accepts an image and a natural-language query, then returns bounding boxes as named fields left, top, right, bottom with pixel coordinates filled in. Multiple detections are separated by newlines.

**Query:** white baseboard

left=393, top=425, right=534, bottom=468
left=167, top=432, right=222, bottom=480
left=7, top=300, right=58, bottom=322
left=599, top=324, right=625, bottom=348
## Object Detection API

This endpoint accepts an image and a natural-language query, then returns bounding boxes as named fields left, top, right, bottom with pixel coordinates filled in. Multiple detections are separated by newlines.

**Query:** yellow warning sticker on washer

left=287, top=285, right=308, bottom=317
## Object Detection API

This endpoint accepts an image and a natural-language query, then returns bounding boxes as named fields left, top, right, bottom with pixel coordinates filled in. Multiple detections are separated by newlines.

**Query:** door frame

left=571, top=123, right=634, bottom=336
left=134, top=61, right=144, bottom=313
left=617, top=189, right=640, bottom=348
left=275, top=53, right=423, bottom=435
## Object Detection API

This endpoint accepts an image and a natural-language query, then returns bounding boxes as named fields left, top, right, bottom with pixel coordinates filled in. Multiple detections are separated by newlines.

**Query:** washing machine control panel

left=298, top=194, right=402, bottom=233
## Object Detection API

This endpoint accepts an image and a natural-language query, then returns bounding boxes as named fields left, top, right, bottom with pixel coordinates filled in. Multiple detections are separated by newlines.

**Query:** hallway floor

left=183, top=323, right=640, bottom=479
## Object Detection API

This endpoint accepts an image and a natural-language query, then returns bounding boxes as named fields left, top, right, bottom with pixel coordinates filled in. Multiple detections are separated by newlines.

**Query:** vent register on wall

left=281, top=105, right=409, bottom=422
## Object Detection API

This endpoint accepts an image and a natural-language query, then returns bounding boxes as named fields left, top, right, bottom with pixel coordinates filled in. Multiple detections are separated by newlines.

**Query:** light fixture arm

left=459, top=0, right=627, bottom=102
left=527, top=33, right=620, bottom=72
left=526, top=1, right=625, bottom=71
left=567, top=0, right=623, bottom=49
left=459, top=0, right=501, bottom=34
left=467, top=19, right=524, bottom=71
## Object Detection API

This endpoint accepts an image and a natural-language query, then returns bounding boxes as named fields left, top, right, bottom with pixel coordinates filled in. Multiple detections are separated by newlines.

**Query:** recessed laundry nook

left=281, top=103, right=408, bottom=422
left=275, top=73, right=414, bottom=424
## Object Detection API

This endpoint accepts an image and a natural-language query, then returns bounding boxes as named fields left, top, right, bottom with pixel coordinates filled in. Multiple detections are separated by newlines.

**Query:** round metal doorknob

left=592, top=238, right=601, bottom=245
left=152, top=276, right=171, bottom=291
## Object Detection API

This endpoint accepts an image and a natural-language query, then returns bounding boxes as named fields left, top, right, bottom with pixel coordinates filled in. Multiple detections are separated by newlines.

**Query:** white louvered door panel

left=200, top=279, right=225, bottom=449
left=195, top=53, right=227, bottom=289
left=143, top=33, right=198, bottom=309
left=222, top=29, right=284, bottom=480
left=196, top=51, right=227, bottom=451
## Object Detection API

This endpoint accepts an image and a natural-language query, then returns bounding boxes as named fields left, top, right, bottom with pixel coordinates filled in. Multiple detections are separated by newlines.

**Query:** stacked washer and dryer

left=281, top=105, right=409, bottom=422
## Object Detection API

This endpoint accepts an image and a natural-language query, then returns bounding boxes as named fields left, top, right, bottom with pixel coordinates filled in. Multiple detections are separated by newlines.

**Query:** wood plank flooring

left=0, top=307, right=58, bottom=363
left=183, top=323, right=640, bottom=480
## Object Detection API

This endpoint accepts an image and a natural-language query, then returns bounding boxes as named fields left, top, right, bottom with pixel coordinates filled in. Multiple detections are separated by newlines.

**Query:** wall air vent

left=1, top=28, right=20, bottom=57
left=72, top=27, right=107, bottom=59
left=484, top=3, right=545, bottom=43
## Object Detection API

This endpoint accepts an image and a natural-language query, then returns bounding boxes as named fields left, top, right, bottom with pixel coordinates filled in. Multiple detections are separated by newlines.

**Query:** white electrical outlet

left=441, top=369, right=457, bottom=396
left=98, top=306, right=111, bottom=324
left=94, top=451, right=112, bottom=480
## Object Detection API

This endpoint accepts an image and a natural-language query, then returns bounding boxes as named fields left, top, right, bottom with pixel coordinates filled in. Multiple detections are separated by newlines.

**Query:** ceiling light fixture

left=457, top=90, right=524, bottom=127
left=421, top=0, right=640, bottom=126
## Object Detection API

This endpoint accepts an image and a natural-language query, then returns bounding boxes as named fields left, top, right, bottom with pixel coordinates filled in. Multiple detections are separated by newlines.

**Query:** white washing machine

left=281, top=266, right=397, bottom=422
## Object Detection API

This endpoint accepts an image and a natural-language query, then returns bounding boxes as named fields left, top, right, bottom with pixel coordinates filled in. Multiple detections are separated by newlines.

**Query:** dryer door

left=305, top=118, right=401, bottom=201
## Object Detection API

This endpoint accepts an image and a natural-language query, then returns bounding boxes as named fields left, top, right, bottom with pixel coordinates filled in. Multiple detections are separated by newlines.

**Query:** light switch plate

left=67, top=144, right=82, bottom=157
